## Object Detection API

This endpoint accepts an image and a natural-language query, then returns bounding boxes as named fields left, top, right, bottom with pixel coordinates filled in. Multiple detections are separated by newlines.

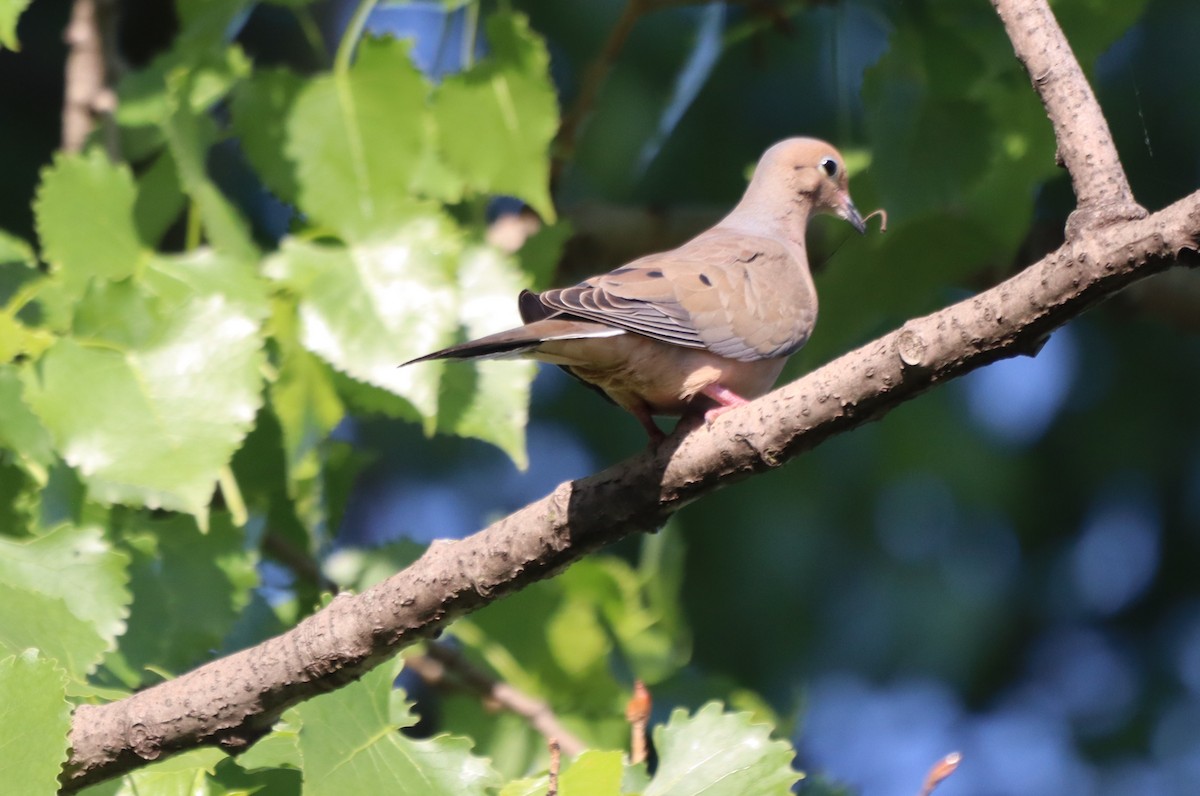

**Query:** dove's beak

left=840, top=195, right=867, bottom=235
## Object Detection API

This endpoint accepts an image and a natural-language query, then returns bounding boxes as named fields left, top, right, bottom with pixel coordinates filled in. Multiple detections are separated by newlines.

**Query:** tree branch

left=60, top=187, right=1200, bottom=793
left=61, top=0, right=118, bottom=156
left=990, top=0, right=1145, bottom=231
left=406, top=641, right=588, bottom=757
left=551, top=0, right=651, bottom=185
left=59, top=0, right=1200, bottom=790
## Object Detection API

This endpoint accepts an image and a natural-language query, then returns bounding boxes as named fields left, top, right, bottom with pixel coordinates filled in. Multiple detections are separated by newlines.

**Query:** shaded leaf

left=163, top=73, right=258, bottom=260
left=231, top=67, right=305, bottom=204
left=0, top=364, right=54, bottom=483
left=110, top=513, right=257, bottom=682
left=0, top=651, right=70, bottom=793
left=0, top=582, right=108, bottom=678
left=0, top=524, right=130, bottom=648
left=133, top=149, right=186, bottom=248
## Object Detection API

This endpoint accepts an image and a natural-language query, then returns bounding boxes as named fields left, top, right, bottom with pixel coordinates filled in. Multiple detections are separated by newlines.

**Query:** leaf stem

left=184, top=200, right=202, bottom=250
left=461, top=1, right=479, bottom=70
left=335, top=0, right=379, bottom=76
left=217, top=465, right=248, bottom=527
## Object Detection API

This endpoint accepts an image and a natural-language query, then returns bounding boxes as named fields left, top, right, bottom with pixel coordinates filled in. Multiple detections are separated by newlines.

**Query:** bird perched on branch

left=406, top=137, right=867, bottom=442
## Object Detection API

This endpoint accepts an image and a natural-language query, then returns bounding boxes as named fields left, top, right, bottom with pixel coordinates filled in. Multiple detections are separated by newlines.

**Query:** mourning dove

left=406, top=137, right=866, bottom=442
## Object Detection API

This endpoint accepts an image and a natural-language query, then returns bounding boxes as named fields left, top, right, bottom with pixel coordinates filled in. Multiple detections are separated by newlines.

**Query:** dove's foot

left=700, top=384, right=750, bottom=424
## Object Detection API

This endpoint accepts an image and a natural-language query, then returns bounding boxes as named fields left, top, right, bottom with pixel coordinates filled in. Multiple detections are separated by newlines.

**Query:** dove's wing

left=537, top=232, right=816, bottom=362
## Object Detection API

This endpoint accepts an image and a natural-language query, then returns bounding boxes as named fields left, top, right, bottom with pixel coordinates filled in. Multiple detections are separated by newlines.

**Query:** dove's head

left=748, top=137, right=866, bottom=235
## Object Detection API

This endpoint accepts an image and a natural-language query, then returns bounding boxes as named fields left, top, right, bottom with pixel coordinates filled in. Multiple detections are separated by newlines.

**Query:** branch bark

left=61, top=0, right=119, bottom=156
left=990, top=0, right=1145, bottom=232
left=60, top=0, right=1200, bottom=790
left=405, top=641, right=588, bottom=757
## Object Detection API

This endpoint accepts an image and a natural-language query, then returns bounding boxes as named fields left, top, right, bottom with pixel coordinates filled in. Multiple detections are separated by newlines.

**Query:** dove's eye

left=819, top=157, right=838, bottom=178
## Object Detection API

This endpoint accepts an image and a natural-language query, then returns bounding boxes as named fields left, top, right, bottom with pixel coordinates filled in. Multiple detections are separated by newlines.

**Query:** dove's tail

left=402, top=318, right=623, bottom=365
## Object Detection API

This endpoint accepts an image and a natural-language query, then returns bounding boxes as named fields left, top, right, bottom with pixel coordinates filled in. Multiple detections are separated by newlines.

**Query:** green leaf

left=110, top=513, right=257, bottom=682
left=0, top=0, right=30, bottom=51
left=0, top=651, right=71, bottom=793
left=0, top=229, right=37, bottom=301
left=286, top=36, right=458, bottom=239
left=117, top=31, right=251, bottom=128
left=295, top=659, right=500, bottom=796
left=266, top=231, right=449, bottom=421
left=646, top=703, right=799, bottom=796
left=33, top=150, right=143, bottom=291
left=237, top=721, right=301, bottom=771
left=560, top=750, right=625, bottom=795
left=0, top=364, right=55, bottom=482
left=0, top=460, right=38, bottom=534
left=269, top=297, right=345, bottom=507
left=432, top=246, right=534, bottom=467
left=164, top=74, right=259, bottom=260
left=133, top=149, right=186, bottom=248
left=433, top=12, right=558, bottom=220
left=86, top=747, right=228, bottom=796
left=862, top=21, right=994, bottom=220
left=23, top=252, right=266, bottom=515
left=231, top=67, right=305, bottom=204
left=0, top=524, right=130, bottom=648
left=0, top=582, right=108, bottom=678
left=267, top=229, right=535, bottom=462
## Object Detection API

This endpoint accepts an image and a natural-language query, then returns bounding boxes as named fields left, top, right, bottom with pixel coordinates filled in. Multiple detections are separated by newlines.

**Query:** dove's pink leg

left=700, top=384, right=750, bottom=423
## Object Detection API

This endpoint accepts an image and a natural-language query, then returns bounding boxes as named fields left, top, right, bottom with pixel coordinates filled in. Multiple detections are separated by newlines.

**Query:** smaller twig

left=989, top=0, right=1144, bottom=231
left=411, top=641, right=588, bottom=756
left=547, top=737, right=561, bottom=796
left=917, top=751, right=962, bottom=796
left=863, top=208, right=888, bottom=233
left=625, top=680, right=651, bottom=765
left=61, top=0, right=118, bottom=156
left=261, top=532, right=336, bottom=595
left=551, top=0, right=651, bottom=184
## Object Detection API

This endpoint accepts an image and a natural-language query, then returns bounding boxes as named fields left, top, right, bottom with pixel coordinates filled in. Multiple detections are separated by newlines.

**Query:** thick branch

left=60, top=0, right=1200, bottom=789
left=62, top=189, right=1200, bottom=792
left=990, top=0, right=1144, bottom=230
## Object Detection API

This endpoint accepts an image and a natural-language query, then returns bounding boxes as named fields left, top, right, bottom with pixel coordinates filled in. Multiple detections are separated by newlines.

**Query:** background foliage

left=1, top=0, right=1199, bottom=793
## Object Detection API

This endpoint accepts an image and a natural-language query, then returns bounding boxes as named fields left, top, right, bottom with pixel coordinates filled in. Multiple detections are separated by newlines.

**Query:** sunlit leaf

left=433, top=12, right=558, bottom=220
left=286, top=36, right=458, bottom=240
left=646, top=703, right=799, bottom=796
left=23, top=252, right=266, bottom=515
left=93, top=747, right=228, bottom=796
left=295, top=659, right=500, bottom=795
left=33, top=150, right=143, bottom=291
left=0, top=0, right=30, bottom=51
